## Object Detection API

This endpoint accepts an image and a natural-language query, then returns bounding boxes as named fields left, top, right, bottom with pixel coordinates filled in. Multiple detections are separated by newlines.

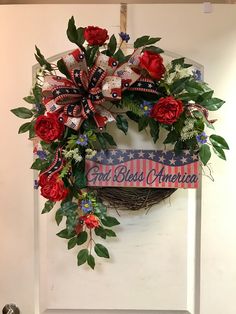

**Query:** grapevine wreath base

left=11, top=17, right=229, bottom=269
left=93, top=187, right=177, bottom=211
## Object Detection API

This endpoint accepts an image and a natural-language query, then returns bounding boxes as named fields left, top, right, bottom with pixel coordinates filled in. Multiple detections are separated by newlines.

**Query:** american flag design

left=85, top=149, right=199, bottom=189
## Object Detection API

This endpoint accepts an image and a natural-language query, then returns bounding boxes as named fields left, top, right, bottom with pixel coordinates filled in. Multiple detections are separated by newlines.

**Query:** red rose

left=80, top=214, right=100, bottom=229
left=150, top=96, right=183, bottom=125
left=35, top=113, right=64, bottom=143
left=84, top=26, right=109, bottom=46
left=139, top=51, right=165, bottom=80
left=39, top=173, right=68, bottom=202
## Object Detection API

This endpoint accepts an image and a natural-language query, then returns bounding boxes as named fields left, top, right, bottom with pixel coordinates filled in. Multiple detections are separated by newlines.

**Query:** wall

left=0, top=4, right=235, bottom=314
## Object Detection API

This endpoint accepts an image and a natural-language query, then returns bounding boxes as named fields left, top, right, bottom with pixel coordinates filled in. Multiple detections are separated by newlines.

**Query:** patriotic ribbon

left=42, top=48, right=159, bottom=130
left=186, top=103, right=217, bottom=124
left=41, top=148, right=64, bottom=179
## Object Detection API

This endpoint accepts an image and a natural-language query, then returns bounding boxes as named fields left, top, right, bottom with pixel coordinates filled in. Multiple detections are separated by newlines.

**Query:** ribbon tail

left=41, top=148, right=64, bottom=179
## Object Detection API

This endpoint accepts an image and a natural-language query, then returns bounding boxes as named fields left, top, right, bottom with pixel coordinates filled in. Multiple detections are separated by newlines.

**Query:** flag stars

left=184, top=150, right=190, bottom=155
left=110, top=150, right=117, bottom=156
left=169, top=158, right=176, bottom=165
left=192, top=154, right=198, bottom=161
left=180, top=157, right=187, bottom=163
left=117, top=156, right=124, bottom=162
left=138, top=151, right=145, bottom=157
left=96, top=155, right=103, bottom=162
left=148, top=152, right=155, bottom=159
left=107, top=157, right=114, bottom=164
left=128, top=152, right=135, bottom=159
left=159, top=156, right=165, bottom=162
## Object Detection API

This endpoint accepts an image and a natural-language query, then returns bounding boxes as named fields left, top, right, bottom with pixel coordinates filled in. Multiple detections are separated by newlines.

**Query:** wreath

left=11, top=17, right=229, bottom=269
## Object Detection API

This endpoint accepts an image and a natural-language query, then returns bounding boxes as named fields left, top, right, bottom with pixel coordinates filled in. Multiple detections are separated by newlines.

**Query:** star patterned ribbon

left=42, top=48, right=159, bottom=130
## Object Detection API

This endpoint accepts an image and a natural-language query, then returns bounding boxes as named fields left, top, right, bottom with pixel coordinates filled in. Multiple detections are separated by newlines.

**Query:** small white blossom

left=85, top=148, right=97, bottom=159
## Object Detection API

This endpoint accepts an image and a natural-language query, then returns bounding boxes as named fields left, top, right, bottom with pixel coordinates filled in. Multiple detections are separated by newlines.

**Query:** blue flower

left=119, top=32, right=130, bottom=43
left=196, top=132, right=208, bottom=144
left=193, top=69, right=202, bottom=81
left=140, top=100, right=153, bottom=116
left=37, top=150, right=47, bottom=160
left=34, top=180, right=39, bottom=190
left=76, top=134, right=88, bottom=146
left=81, top=200, right=93, bottom=213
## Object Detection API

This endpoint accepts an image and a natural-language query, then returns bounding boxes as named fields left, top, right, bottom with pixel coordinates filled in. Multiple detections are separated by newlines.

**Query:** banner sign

left=85, top=149, right=199, bottom=189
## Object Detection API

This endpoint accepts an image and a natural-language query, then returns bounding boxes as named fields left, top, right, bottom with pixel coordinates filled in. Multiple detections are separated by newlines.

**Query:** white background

left=0, top=4, right=236, bottom=314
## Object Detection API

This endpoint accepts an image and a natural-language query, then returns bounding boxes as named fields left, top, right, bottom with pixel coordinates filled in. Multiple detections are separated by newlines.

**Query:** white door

left=0, top=4, right=235, bottom=314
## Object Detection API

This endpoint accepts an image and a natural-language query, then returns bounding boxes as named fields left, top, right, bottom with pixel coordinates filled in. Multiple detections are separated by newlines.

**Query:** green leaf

left=18, top=122, right=31, bottom=134
left=213, top=146, right=226, bottom=161
left=23, top=96, right=36, bottom=104
left=134, top=35, right=150, bottom=48
left=95, top=226, right=107, bottom=239
left=146, top=37, right=161, bottom=45
left=77, top=27, right=85, bottom=45
left=11, top=107, right=33, bottom=119
left=57, top=59, right=70, bottom=78
left=104, top=229, right=116, bottom=237
left=107, top=34, right=117, bottom=55
left=149, top=119, right=159, bottom=143
left=113, top=49, right=126, bottom=63
left=185, top=80, right=205, bottom=94
left=87, top=254, right=95, bottom=269
left=94, top=243, right=110, bottom=258
left=35, top=46, right=52, bottom=71
left=116, top=114, right=128, bottom=135
left=170, top=77, right=189, bottom=94
left=30, top=158, right=51, bottom=171
left=74, top=167, right=86, bottom=189
left=209, top=134, right=229, bottom=150
left=171, top=57, right=185, bottom=67
left=77, top=231, right=88, bottom=245
left=101, top=216, right=120, bottom=227
left=199, top=144, right=211, bottom=165
left=96, top=132, right=107, bottom=149
left=102, top=132, right=117, bottom=146
left=143, top=46, right=164, bottom=54
left=77, top=249, right=89, bottom=266
left=126, top=111, right=140, bottom=123
left=68, top=237, right=77, bottom=250
left=163, top=130, right=178, bottom=144
left=56, top=229, right=76, bottom=239
left=138, top=116, right=149, bottom=132
left=55, top=209, right=63, bottom=225
left=201, top=98, right=225, bottom=111
left=67, top=16, right=78, bottom=44
left=41, top=200, right=55, bottom=214
left=87, top=46, right=99, bottom=67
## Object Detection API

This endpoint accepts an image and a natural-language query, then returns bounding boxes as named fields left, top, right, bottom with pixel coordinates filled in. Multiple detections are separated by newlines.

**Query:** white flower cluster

left=63, top=148, right=83, bottom=163
left=180, top=118, right=197, bottom=141
left=165, top=64, right=191, bottom=85
left=85, top=148, right=97, bottom=159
